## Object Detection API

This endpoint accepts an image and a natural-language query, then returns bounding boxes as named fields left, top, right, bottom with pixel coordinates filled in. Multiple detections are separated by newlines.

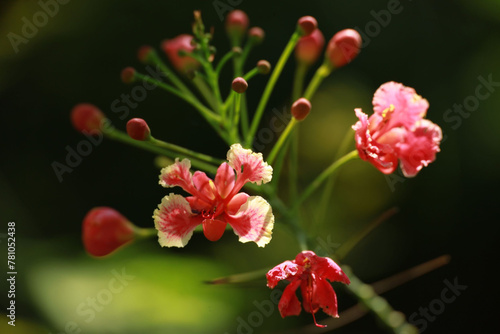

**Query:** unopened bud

left=121, top=67, right=136, bottom=84
left=138, top=45, right=155, bottom=63
left=297, top=16, right=317, bottom=36
left=248, top=27, right=265, bottom=44
left=126, top=118, right=151, bottom=141
left=291, top=98, right=311, bottom=121
left=232, top=77, right=248, bottom=94
left=257, top=60, right=271, bottom=74
left=326, top=29, right=362, bottom=68
left=295, top=29, right=325, bottom=65
left=225, top=10, right=249, bottom=39
left=82, top=207, right=136, bottom=257
left=71, top=103, right=105, bottom=134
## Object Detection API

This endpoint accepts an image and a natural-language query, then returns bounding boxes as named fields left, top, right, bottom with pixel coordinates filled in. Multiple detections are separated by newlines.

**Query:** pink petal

left=372, top=81, right=429, bottom=130
left=266, top=260, right=301, bottom=288
left=278, top=279, right=302, bottom=318
left=214, top=162, right=235, bottom=199
left=153, top=193, right=202, bottom=247
left=192, top=171, right=217, bottom=202
left=159, top=158, right=196, bottom=194
left=225, top=192, right=249, bottom=215
left=227, top=144, right=273, bottom=187
left=225, top=196, right=274, bottom=247
left=397, top=119, right=442, bottom=177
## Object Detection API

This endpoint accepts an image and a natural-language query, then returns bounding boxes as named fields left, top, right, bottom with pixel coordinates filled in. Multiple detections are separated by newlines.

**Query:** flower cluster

left=73, top=8, right=443, bottom=332
left=353, top=82, right=442, bottom=177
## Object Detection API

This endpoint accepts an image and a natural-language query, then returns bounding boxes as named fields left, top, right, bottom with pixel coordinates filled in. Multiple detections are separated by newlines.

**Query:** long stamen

left=308, top=275, right=327, bottom=328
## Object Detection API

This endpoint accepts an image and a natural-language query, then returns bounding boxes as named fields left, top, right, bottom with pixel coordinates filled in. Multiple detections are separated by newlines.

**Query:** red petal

left=278, top=279, right=302, bottom=318
left=202, top=219, right=227, bottom=242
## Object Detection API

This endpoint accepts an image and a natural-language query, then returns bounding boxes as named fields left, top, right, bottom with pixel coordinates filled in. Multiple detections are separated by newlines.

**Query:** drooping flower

left=82, top=207, right=137, bottom=257
left=353, top=82, right=442, bottom=177
left=266, top=251, right=350, bottom=327
left=153, top=144, right=274, bottom=248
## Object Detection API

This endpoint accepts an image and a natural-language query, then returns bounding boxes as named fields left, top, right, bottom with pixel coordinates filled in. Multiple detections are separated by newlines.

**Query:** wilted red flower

left=266, top=250, right=350, bottom=327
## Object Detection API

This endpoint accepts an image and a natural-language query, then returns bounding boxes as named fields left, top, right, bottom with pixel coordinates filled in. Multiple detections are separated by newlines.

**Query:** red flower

left=266, top=251, right=350, bottom=327
left=82, top=207, right=136, bottom=257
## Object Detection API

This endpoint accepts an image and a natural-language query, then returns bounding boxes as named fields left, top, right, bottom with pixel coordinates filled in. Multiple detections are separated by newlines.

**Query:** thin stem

left=102, top=127, right=219, bottom=175
left=303, top=62, right=332, bottom=100
left=192, top=75, right=218, bottom=111
left=267, top=118, right=297, bottom=166
left=295, top=150, right=359, bottom=207
left=231, top=93, right=242, bottom=143
left=245, top=30, right=302, bottom=148
left=149, top=137, right=223, bottom=166
left=215, top=49, right=239, bottom=76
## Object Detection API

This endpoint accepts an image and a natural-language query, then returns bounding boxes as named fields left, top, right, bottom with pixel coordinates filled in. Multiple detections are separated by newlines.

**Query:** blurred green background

left=1, top=0, right=499, bottom=333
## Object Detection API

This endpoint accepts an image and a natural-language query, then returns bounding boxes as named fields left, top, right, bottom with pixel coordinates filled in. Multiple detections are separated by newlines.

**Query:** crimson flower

left=153, top=144, right=274, bottom=247
left=266, top=251, right=350, bottom=327
left=353, top=81, right=442, bottom=177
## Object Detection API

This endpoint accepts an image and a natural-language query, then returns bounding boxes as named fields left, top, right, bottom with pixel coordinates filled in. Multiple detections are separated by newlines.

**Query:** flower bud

left=138, top=45, right=154, bottom=63
left=297, top=16, right=317, bottom=36
left=295, top=29, right=325, bottom=65
left=121, top=67, right=136, bottom=84
left=82, top=207, right=136, bottom=257
left=291, top=98, right=311, bottom=121
left=257, top=60, right=271, bottom=74
left=248, top=27, right=265, bottom=44
left=232, top=77, right=248, bottom=94
left=326, top=29, right=362, bottom=68
left=225, top=10, right=249, bottom=40
left=161, top=34, right=200, bottom=73
left=127, top=118, right=151, bottom=141
left=70, top=103, right=105, bottom=134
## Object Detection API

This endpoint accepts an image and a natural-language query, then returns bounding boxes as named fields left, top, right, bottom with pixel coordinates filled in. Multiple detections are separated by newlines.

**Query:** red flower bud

left=291, top=98, right=311, bottom=121
left=161, top=34, right=200, bottom=73
left=126, top=118, right=151, bottom=141
left=82, top=207, right=136, bottom=257
left=225, top=10, right=249, bottom=39
left=138, top=45, right=154, bottom=63
left=295, top=29, right=325, bottom=65
left=248, top=27, right=265, bottom=44
left=232, top=77, right=248, bottom=94
left=326, top=29, right=362, bottom=68
left=121, top=67, right=136, bottom=84
left=70, top=103, right=105, bottom=134
left=297, top=16, right=317, bottom=36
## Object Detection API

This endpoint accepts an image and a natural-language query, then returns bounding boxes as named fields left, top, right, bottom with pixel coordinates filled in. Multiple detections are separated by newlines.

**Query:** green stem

left=215, top=49, right=239, bottom=76
left=245, top=30, right=302, bottom=148
left=192, top=75, right=218, bottom=111
left=231, top=93, right=242, bottom=143
left=102, top=126, right=218, bottom=175
left=303, top=61, right=332, bottom=100
left=267, top=118, right=297, bottom=166
left=295, top=150, right=359, bottom=207
left=149, top=137, right=223, bottom=166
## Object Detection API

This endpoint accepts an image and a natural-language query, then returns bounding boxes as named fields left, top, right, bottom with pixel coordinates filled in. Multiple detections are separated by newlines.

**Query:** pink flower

left=266, top=251, right=350, bottom=327
left=153, top=144, right=274, bottom=247
left=353, top=82, right=442, bottom=177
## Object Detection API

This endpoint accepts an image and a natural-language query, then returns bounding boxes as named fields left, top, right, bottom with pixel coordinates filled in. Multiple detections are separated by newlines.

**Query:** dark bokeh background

left=1, top=0, right=499, bottom=333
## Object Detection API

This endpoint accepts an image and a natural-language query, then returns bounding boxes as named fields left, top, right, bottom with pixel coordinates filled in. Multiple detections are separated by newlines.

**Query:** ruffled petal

left=214, top=162, right=235, bottom=199
left=153, top=193, right=202, bottom=247
left=159, top=158, right=195, bottom=193
left=227, top=143, right=273, bottom=186
left=397, top=119, right=442, bottom=177
left=266, top=260, right=301, bottom=288
left=225, top=196, right=274, bottom=247
left=278, top=279, right=302, bottom=318
left=372, top=81, right=428, bottom=130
